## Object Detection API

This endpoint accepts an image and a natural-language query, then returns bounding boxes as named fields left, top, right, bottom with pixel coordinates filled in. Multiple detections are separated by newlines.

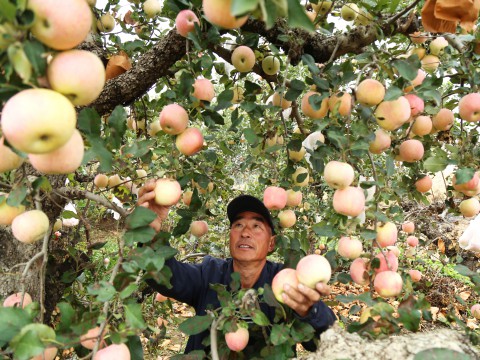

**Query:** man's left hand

left=281, top=282, right=330, bottom=317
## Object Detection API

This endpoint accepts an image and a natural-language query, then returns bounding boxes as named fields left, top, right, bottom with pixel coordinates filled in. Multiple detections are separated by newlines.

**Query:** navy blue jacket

left=147, top=256, right=336, bottom=354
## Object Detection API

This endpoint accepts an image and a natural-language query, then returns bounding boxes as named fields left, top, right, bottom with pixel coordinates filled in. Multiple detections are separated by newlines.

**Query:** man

left=138, top=180, right=336, bottom=355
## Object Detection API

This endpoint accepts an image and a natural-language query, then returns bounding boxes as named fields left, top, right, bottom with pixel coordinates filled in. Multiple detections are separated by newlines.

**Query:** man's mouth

left=238, top=244, right=253, bottom=249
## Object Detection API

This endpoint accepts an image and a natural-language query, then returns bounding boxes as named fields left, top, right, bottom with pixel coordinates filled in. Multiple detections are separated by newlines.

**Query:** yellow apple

left=432, top=108, right=454, bottom=130
left=369, top=129, right=391, bottom=154
left=286, top=189, right=302, bottom=207
left=0, top=136, right=24, bottom=172
left=0, top=194, right=25, bottom=226
left=301, top=91, right=328, bottom=119
left=202, top=0, right=248, bottom=29
left=143, top=0, right=162, bottom=18
left=97, top=13, right=115, bottom=33
left=292, top=167, right=309, bottom=187
left=421, top=54, right=440, bottom=72
left=376, top=221, right=397, bottom=248
left=190, top=220, right=208, bottom=237
left=231, top=45, right=255, bottom=73
left=404, top=69, right=426, bottom=93
left=332, top=186, right=365, bottom=217
left=374, top=96, right=411, bottom=131
left=1, top=89, right=76, bottom=154
left=429, top=36, right=448, bottom=56
left=12, top=210, right=50, bottom=244
left=262, top=55, right=280, bottom=76
left=288, top=147, right=306, bottom=162
left=340, top=3, right=359, bottom=21
left=154, top=178, right=182, bottom=206
left=328, top=92, right=352, bottom=116
left=324, top=161, right=355, bottom=189
left=337, top=236, right=363, bottom=259
left=411, top=115, right=432, bottom=136
left=278, top=209, right=296, bottom=228
left=271, top=92, right=291, bottom=109
left=459, top=198, right=480, bottom=217
left=398, top=139, right=424, bottom=163
left=356, top=79, right=385, bottom=106
left=296, top=254, right=331, bottom=288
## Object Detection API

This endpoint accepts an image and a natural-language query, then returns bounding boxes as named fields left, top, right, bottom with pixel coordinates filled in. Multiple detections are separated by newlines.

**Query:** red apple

left=432, top=108, right=455, bottom=130
left=401, top=221, right=415, bottom=233
left=404, top=93, right=425, bottom=117
left=356, top=79, right=385, bottom=106
left=415, top=175, right=432, bottom=193
left=408, top=269, right=422, bottom=283
left=459, top=93, right=480, bottom=122
left=271, top=268, right=298, bottom=303
left=399, top=139, right=424, bottom=163
left=190, top=220, right=208, bottom=237
left=192, top=78, right=215, bottom=102
left=175, top=127, right=204, bottom=156
left=155, top=292, right=168, bottom=302
left=154, top=179, right=182, bottom=206
left=350, top=258, right=369, bottom=285
left=375, top=96, right=411, bottom=130
left=374, top=271, right=403, bottom=298
left=374, top=250, right=399, bottom=273
left=263, top=186, right=287, bottom=210
left=337, top=236, right=363, bottom=259
left=369, top=129, right=391, bottom=154
left=403, top=69, right=426, bottom=93
left=278, top=209, right=296, bottom=228
left=3, top=292, right=32, bottom=308
left=225, top=327, right=249, bottom=352
left=471, top=304, right=480, bottom=319
left=175, top=9, right=200, bottom=37
left=93, top=343, right=130, bottom=360
left=406, top=235, right=419, bottom=247
left=31, top=347, right=58, bottom=360
left=80, top=326, right=107, bottom=350
left=332, top=187, right=365, bottom=217
left=296, top=254, right=331, bottom=288
left=159, top=104, right=189, bottom=135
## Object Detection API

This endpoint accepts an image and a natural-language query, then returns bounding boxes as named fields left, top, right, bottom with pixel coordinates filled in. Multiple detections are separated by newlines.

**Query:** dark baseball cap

left=227, top=194, right=276, bottom=234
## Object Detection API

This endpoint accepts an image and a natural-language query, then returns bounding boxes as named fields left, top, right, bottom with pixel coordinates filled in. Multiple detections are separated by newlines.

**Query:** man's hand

left=281, top=282, right=330, bottom=317
left=137, top=179, right=170, bottom=232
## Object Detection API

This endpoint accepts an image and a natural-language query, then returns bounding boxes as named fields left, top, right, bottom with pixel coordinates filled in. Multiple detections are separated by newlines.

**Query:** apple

left=136, top=169, right=147, bottom=179
left=411, top=115, right=432, bottom=136
left=369, top=129, right=391, bottom=154
left=354, top=8, right=373, bottom=26
left=288, top=147, right=306, bottom=162
left=374, top=250, right=398, bottom=273
left=0, top=137, right=24, bottom=172
left=175, top=9, right=200, bottom=37
left=53, top=219, right=63, bottom=232
left=399, top=139, right=424, bottom=163
left=143, top=0, right=162, bottom=18
left=1, top=89, right=76, bottom=154
left=262, top=55, right=280, bottom=76
left=3, top=292, right=32, bottom=308
left=401, top=221, right=415, bottom=233
left=93, top=343, right=130, bottom=360
left=47, top=50, right=105, bottom=106
left=27, top=0, right=91, bottom=50
left=374, top=96, right=411, bottom=130
left=408, top=269, right=422, bottom=283
left=386, top=245, right=400, bottom=257
left=453, top=171, right=480, bottom=193
left=404, top=93, right=425, bottom=117
left=272, top=92, right=292, bottom=109
left=225, top=327, right=249, bottom=352
left=231, top=46, right=255, bottom=73
left=31, top=347, right=58, bottom=360
left=301, top=91, right=329, bottom=119
left=337, top=236, right=363, bottom=259
left=108, top=174, right=122, bottom=188
left=28, top=129, right=84, bottom=175
left=154, top=179, right=182, bottom=206
left=459, top=93, right=480, bottom=122
left=350, top=258, right=369, bottom=285
left=429, top=36, right=448, bottom=56
left=159, top=104, right=189, bottom=135
left=192, top=180, right=214, bottom=194
left=406, top=235, right=419, bottom=247
left=155, top=292, right=169, bottom=302
left=263, top=186, right=287, bottom=210
left=459, top=198, right=480, bottom=217
left=421, top=54, right=440, bottom=72
left=265, top=133, right=284, bottom=148
left=202, top=0, right=248, bottom=29
left=403, top=69, right=426, bottom=93
left=12, top=210, right=49, bottom=244
left=432, top=108, right=454, bottom=130
left=332, top=187, right=365, bottom=217
left=356, top=79, right=385, bottom=106
left=296, top=254, right=331, bottom=288
left=292, top=167, right=310, bottom=187
left=127, top=117, right=145, bottom=132
left=175, top=127, right=204, bottom=156
left=272, top=268, right=299, bottom=303
left=471, top=304, right=480, bottom=320
left=80, top=326, right=107, bottom=350
left=324, top=161, right=355, bottom=189
left=148, top=121, right=162, bottom=136
left=278, top=209, right=296, bottom=228
left=190, top=220, right=208, bottom=237
left=340, top=3, right=359, bottom=21
left=409, top=32, right=427, bottom=44
left=97, top=13, right=116, bottom=33
left=192, top=78, right=215, bottom=102
left=409, top=47, right=426, bottom=60
left=328, top=92, right=352, bottom=116
left=311, top=1, right=332, bottom=15
left=374, top=271, right=403, bottom=298
left=284, top=189, right=302, bottom=208
left=376, top=222, right=397, bottom=248
left=415, top=175, right=432, bottom=193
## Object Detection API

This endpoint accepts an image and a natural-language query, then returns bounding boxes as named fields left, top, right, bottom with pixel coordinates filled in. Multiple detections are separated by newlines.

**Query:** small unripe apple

left=3, top=292, right=32, bottom=308
left=93, top=343, right=130, bottom=360
left=369, top=129, right=391, bottom=154
left=398, top=139, right=424, bottom=163
left=356, top=79, right=385, bottom=106
left=407, top=235, right=419, bottom=247
left=94, top=174, right=109, bottom=189
left=332, top=187, right=365, bottom=217
left=136, top=169, right=147, bottom=179
left=374, top=250, right=398, bottom=273
left=432, top=108, right=455, bottom=130
left=301, top=91, right=328, bottom=119
left=154, top=178, right=182, bottom=206
left=12, top=210, right=49, bottom=244
left=471, top=304, right=480, bottom=319
left=415, top=175, right=432, bottom=193
left=459, top=198, right=480, bottom=217
left=231, top=46, right=255, bottom=73
left=408, top=269, right=422, bottom=283
left=286, top=189, right=302, bottom=207
left=328, top=92, right=352, bottom=116
left=324, top=161, right=355, bottom=189
left=175, top=9, right=200, bottom=37
left=97, top=13, right=115, bottom=33
left=159, top=104, right=189, bottom=135
left=350, top=258, right=369, bottom=285
left=0, top=136, right=24, bottom=172
left=411, top=115, right=432, bottom=136
left=374, top=271, right=403, bottom=298
left=292, top=167, right=309, bottom=187
left=340, top=3, right=359, bottom=21
left=401, top=221, right=415, bottom=233
left=225, top=327, right=249, bottom=352
left=272, top=268, right=298, bottom=303
left=459, top=93, right=480, bottom=122
left=175, top=127, right=204, bottom=156
left=202, top=0, right=248, bottom=29
left=190, top=220, right=208, bottom=237
left=296, top=254, right=331, bottom=288
left=376, top=222, right=397, bottom=248
left=278, top=209, right=296, bottom=228
left=263, top=186, right=287, bottom=210
left=337, top=236, right=363, bottom=259
left=262, top=55, right=280, bottom=76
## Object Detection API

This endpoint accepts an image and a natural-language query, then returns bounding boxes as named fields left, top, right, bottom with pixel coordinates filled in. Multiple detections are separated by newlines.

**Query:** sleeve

left=145, top=256, right=206, bottom=308
left=294, top=300, right=336, bottom=352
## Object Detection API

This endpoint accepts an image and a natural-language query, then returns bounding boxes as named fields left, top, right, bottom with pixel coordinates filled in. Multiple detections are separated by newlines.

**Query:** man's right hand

left=137, top=179, right=170, bottom=232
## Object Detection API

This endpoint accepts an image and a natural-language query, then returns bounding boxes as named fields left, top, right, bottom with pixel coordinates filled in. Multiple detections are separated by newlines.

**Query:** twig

left=386, top=0, right=422, bottom=26
left=209, top=312, right=224, bottom=360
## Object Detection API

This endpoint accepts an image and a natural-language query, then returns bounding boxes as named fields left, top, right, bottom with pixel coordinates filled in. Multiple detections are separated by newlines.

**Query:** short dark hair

left=227, top=195, right=276, bottom=234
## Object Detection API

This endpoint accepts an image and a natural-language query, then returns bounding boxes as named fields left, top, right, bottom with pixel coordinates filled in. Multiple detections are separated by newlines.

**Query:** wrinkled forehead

left=232, top=211, right=269, bottom=225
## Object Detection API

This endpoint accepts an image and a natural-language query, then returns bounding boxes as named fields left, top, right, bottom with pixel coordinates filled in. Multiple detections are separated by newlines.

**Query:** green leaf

left=11, top=329, right=45, bottom=360
left=286, top=0, right=314, bottom=31
left=312, top=223, right=339, bottom=237
left=290, top=321, right=314, bottom=342
left=392, top=60, right=418, bottom=81
left=243, top=128, right=260, bottom=146
left=413, top=349, right=472, bottom=360
left=231, top=0, right=258, bottom=16
left=119, top=283, right=138, bottom=299
left=397, top=308, right=421, bottom=331
left=6, top=185, right=27, bottom=206
left=0, top=307, right=32, bottom=347
left=302, top=54, right=320, bottom=75
left=455, top=168, right=476, bottom=185
left=178, top=315, right=213, bottom=336
left=126, top=335, right=144, bottom=360
left=270, top=323, right=290, bottom=345
left=423, top=154, right=449, bottom=173
left=454, top=264, right=476, bottom=277
left=107, top=106, right=128, bottom=149
left=78, top=108, right=102, bottom=136
left=124, top=226, right=156, bottom=245
left=87, top=281, right=116, bottom=302
left=126, top=207, right=157, bottom=229
left=124, top=302, right=146, bottom=330
left=8, top=43, right=32, bottom=82
left=384, top=86, right=403, bottom=101
left=251, top=309, right=270, bottom=326
left=0, top=0, right=17, bottom=21
left=23, top=40, right=46, bottom=75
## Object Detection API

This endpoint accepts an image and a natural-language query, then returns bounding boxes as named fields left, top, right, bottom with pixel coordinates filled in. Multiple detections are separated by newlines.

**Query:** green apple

left=262, top=55, right=280, bottom=75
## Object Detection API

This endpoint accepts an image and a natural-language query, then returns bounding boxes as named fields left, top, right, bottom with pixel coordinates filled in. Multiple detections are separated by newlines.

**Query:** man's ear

left=268, top=235, right=276, bottom=252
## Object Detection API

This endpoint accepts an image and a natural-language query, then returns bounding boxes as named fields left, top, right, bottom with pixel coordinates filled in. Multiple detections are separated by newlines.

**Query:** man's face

left=229, top=211, right=275, bottom=263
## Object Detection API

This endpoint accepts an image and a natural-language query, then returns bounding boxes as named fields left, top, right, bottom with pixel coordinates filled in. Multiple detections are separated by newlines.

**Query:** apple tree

left=1, top=0, right=480, bottom=358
